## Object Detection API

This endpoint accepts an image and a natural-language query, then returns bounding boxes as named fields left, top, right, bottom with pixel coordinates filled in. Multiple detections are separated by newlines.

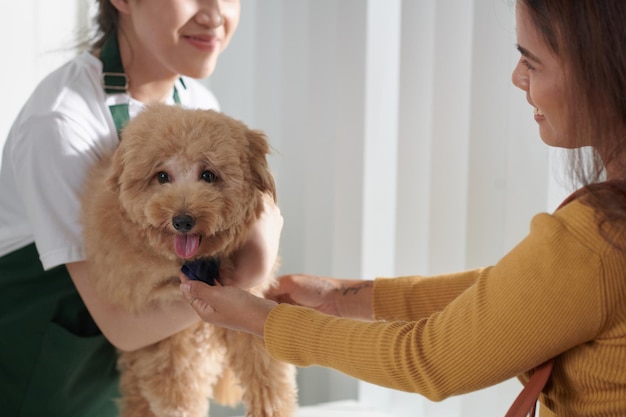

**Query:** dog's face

left=107, top=104, right=276, bottom=262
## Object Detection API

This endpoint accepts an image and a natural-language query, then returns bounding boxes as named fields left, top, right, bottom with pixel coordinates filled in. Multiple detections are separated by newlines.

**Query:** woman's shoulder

left=13, top=52, right=108, bottom=127
left=25, top=52, right=105, bottom=111
left=544, top=186, right=626, bottom=299
left=9, top=52, right=112, bottom=146
left=554, top=183, right=626, bottom=336
left=552, top=183, right=626, bottom=242
left=544, top=197, right=613, bottom=249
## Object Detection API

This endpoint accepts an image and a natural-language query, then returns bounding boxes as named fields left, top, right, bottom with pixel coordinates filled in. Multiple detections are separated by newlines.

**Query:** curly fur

left=80, top=103, right=297, bottom=417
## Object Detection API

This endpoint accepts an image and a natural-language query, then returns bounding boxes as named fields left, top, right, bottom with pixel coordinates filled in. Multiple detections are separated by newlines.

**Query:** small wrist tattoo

left=338, top=281, right=373, bottom=296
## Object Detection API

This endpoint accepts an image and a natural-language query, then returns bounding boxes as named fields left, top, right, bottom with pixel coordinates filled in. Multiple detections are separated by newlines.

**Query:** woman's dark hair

left=92, top=0, right=119, bottom=49
left=520, top=0, right=626, bottom=239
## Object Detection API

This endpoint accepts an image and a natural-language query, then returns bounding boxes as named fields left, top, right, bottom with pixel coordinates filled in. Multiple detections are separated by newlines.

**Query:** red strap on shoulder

left=504, top=360, right=554, bottom=417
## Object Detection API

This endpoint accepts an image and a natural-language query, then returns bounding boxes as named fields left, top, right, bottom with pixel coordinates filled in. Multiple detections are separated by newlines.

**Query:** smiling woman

left=107, top=0, right=240, bottom=97
left=512, top=4, right=570, bottom=149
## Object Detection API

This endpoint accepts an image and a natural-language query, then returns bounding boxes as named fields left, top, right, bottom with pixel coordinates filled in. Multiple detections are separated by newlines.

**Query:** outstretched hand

left=268, top=274, right=375, bottom=320
left=267, top=274, right=344, bottom=316
left=180, top=270, right=375, bottom=337
left=180, top=273, right=277, bottom=338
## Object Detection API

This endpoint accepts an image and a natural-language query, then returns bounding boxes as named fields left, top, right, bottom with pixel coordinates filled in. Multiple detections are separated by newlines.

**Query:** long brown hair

left=520, top=0, right=626, bottom=236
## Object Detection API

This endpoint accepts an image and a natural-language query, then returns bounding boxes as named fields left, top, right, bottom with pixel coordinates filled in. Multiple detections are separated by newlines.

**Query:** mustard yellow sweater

left=265, top=198, right=626, bottom=416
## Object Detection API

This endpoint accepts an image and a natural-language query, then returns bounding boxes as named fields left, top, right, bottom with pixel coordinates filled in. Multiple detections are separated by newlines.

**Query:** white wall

left=3, top=1, right=572, bottom=416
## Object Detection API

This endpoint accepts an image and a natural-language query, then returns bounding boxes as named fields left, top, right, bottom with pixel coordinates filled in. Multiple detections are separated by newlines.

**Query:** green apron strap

left=108, top=104, right=130, bottom=138
left=100, top=34, right=128, bottom=95
left=100, top=34, right=130, bottom=137
left=99, top=33, right=183, bottom=138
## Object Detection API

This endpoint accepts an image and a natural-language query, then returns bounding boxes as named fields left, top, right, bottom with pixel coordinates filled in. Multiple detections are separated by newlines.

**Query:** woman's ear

left=109, top=0, right=131, bottom=15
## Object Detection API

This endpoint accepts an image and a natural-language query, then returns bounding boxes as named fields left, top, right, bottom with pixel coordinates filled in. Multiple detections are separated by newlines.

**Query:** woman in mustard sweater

left=180, top=0, right=626, bottom=415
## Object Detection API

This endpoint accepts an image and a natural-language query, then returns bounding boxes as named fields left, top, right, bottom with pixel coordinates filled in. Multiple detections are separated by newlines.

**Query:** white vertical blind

left=360, top=0, right=401, bottom=277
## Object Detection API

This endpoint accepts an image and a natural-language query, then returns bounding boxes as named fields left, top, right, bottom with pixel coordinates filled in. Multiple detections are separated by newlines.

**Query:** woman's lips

left=184, top=35, right=220, bottom=51
left=533, top=107, right=545, bottom=121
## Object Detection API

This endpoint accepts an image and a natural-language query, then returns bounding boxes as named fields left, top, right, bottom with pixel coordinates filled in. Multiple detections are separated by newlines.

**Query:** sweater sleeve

left=373, top=269, right=482, bottom=321
left=264, top=203, right=608, bottom=400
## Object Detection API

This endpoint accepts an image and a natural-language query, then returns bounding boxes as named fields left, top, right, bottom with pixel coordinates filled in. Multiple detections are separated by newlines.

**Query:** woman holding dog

left=0, top=1, right=282, bottom=416
left=181, top=0, right=626, bottom=415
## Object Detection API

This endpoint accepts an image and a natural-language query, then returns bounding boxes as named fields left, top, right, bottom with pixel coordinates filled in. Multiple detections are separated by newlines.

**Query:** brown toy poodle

left=80, top=103, right=297, bottom=417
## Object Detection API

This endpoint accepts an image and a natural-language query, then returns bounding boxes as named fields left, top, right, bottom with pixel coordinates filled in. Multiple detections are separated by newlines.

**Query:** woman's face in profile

left=511, top=3, right=572, bottom=149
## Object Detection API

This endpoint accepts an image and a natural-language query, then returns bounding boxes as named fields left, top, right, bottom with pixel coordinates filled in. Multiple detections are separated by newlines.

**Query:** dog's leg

left=224, top=330, right=298, bottom=417
left=118, top=352, right=158, bottom=417
left=120, top=323, right=227, bottom=417
left=212, top=360, right=244, bottom=407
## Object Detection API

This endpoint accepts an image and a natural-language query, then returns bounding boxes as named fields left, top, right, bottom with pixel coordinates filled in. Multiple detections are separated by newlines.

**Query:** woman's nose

left=511, top=61, right=529, bottom=91
left=196, top=0, right=223, bottom=28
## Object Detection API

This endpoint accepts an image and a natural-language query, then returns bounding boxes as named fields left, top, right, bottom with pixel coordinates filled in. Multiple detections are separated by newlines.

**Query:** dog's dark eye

left=201, top=170, right=218, bottom=183
left=157, top=171, right=170, bottom=184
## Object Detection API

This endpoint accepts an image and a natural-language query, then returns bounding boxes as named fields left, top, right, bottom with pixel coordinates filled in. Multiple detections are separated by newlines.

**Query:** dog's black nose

left=172, top=214, right=195, bottom=233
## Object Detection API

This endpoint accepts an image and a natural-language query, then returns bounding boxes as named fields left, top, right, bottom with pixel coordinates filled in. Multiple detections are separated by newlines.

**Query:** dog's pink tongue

left=174, top=234, right=200, bottom=259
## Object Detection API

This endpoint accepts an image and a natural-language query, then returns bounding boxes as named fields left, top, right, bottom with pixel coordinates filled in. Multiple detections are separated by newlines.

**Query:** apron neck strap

left=99, top=33, right=184, bottom=138
left=100, top=34, right=128, bottom=94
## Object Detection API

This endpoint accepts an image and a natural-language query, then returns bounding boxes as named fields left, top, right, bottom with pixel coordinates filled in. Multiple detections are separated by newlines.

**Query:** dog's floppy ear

left=247, top=129, right=277, bottom=201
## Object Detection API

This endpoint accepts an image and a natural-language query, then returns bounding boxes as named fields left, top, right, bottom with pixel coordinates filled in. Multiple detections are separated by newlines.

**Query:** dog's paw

left=152, top=404, right=207, bottom=417
left=244, top=388, right=298, bottom=417
left=181, top=257, right=220, bottom=286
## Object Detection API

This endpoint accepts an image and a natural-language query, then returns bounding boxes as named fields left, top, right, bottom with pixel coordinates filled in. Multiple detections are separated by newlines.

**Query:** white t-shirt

left=0, top=51, right=220, bottom=270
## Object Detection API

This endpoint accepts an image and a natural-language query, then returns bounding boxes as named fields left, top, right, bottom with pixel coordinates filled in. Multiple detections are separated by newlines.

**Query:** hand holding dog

left=220, top=193, right=284, bottom=289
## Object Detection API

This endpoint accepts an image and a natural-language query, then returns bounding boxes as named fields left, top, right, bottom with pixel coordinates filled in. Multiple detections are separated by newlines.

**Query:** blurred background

left=1, top=1, right=573, bottom=416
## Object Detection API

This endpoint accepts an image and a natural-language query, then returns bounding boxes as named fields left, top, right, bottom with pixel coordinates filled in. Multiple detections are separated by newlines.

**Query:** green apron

left=0, top=33, right=186, bottom=416
left=0, top=244, right=119, bottom=416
